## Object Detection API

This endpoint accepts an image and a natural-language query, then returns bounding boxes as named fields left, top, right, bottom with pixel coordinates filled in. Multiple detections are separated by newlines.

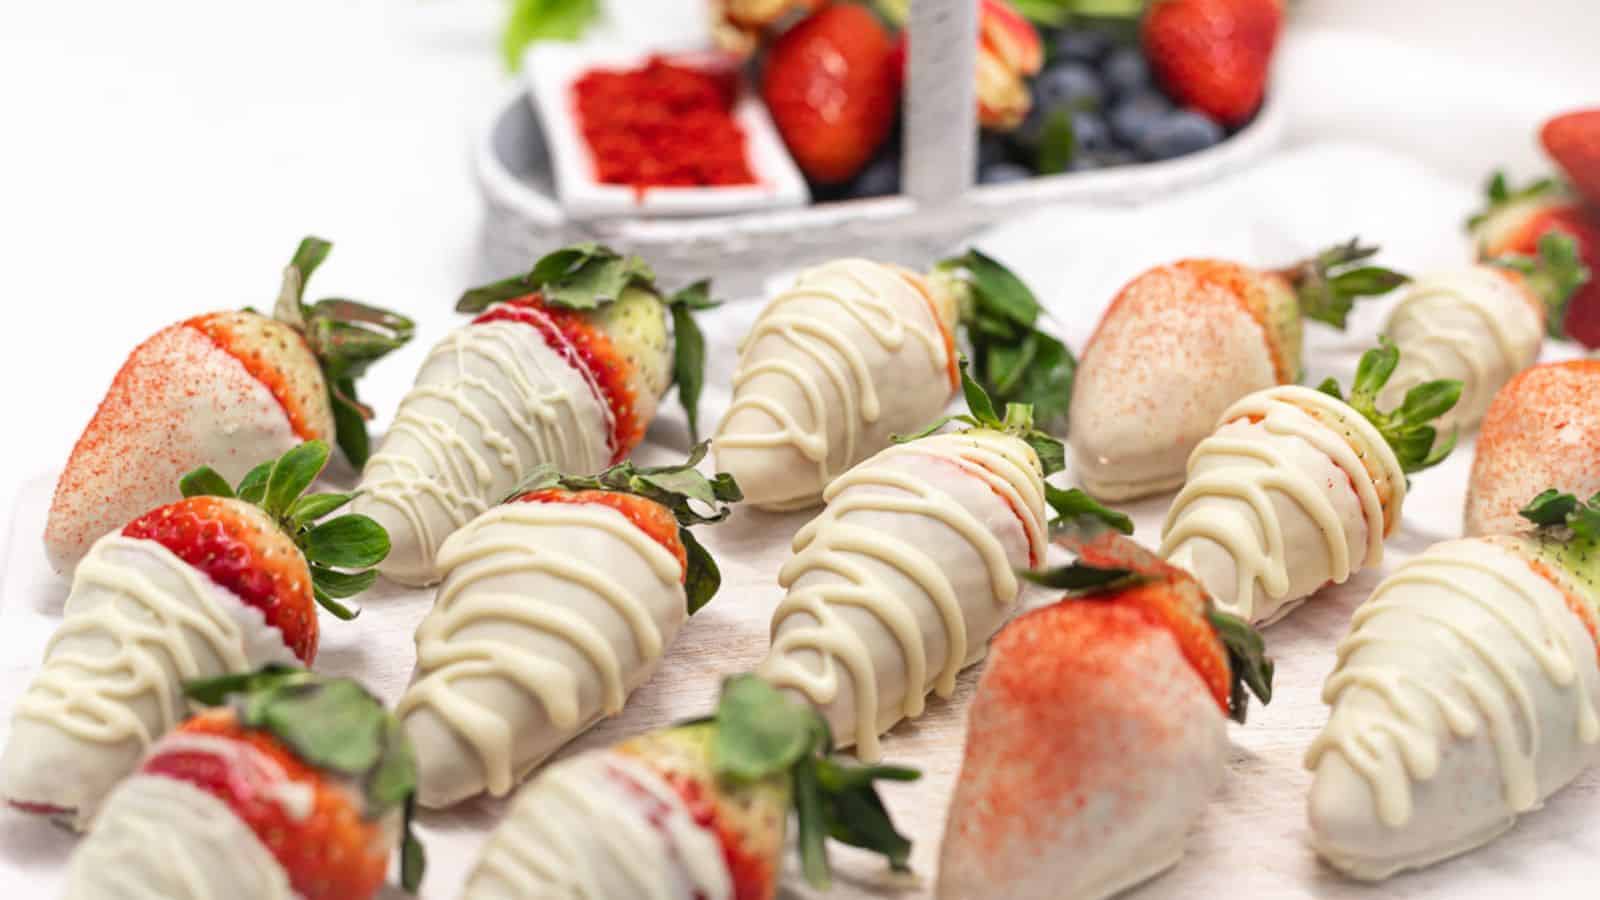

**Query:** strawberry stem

left=1316, top=338, right=1463, bottom=475
left=1280, top=237, right=1409, bottom=330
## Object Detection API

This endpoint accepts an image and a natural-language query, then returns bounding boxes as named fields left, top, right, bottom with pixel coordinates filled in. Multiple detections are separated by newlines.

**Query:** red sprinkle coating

left=514, top=488, right=686, bottom=580
left=143, top=710, right=388, bottom=900
left=475, top=297, right=642, bottom=462
left=123, top=497, right=316, bottom=663
left=573, top=55, right=756, bottom=192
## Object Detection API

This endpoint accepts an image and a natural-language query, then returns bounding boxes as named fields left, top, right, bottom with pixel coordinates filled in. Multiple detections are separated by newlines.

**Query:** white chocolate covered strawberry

left=1070, top=242, right=1406, bottom=502
left=1379, top=233, right=1588, bottom=431
left=756, top=369, right=1126, bottom=761
left=1466, top=359, right=1600, bottom=536
left=1161, top=342, right=1460, bottom=625
left=1307, top=491, right=1600, bottom=881
left=397, top=448, right=740, bottom=808
left=43, top=237, right=410, bottom=574
left=351, top=245, right=711, bottom=586
left=939, top=527, right=1272, bottom=900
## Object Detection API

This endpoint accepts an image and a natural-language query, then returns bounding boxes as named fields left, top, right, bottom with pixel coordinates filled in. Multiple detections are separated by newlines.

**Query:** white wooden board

left=2, top=143, right=1597, bottom=898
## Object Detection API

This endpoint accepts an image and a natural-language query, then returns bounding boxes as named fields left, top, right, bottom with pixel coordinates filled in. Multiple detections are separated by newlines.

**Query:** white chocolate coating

left=398, top=501, right=686, bottom=808
left=1161, top=385, right=1404, bottom=625
left=756, top=430, right=1047, bottom=762
left=1380, top=266, right=1542, bottom=432
left=712, top=259, right=956, bottom=511
left=1306, top=537, right=1600, bottom=880
left=461, top=749, right=731, bottom=900
left=63, top=774, right=296, bottom=900
left=353, top=317, right=612, bottom=586
left=0, top=534, right=296, bottom=829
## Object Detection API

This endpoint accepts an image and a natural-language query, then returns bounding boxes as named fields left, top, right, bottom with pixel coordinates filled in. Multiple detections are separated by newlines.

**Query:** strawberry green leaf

left=1207, top=607, right=1274, bottom=723
left=814, top=757, right=917, bottom=871
left=713, top=674, right=818, bottom=781
left=899, top=358, right=1069, bottom=475
left=670, top=295, right=709, bottom=442
left=501, top=0, right=599, bottom=72
left=329, top=385, right=372, bottom=468
left=1019, top=561, right=1138, bottom=591
left=289, top=236, right=332, bottom=288
left=1024, top=431, right=1066, bottom=478
left=1327, top=339, right=1462, bottom=475
left=794, top=758, right=831, bottom=888
left=1037, top=108, right=1076, bottom=175
left=311, top=566, right=377, bottom=599
left=961, top=358, right=1000, bottom=422
left=1520, top=488, right=1580, bottom=526
left=1518, top=489, right=1600, bottom=542
left=312, top=586, right=361, bottom=621
left=1045, top=484, right=1133, bottom=534
left=400, top=796, right=426, bottom=892
left=290, top=492, right=356, bottom=528
left=303, top=514, right=391, bottom=569
left=681, top=529, right=721, bottom=616
left=1287, top=238, right=1409, bottom=329
left=179, top=466, right=235, bottom=500
left=457, top=243, right=659, bottom=312
left=1489, top=230, right=1592, bottom=339
left=236, top=461, right=273, bottom=505
left=264, top=440, right=329, bottom=518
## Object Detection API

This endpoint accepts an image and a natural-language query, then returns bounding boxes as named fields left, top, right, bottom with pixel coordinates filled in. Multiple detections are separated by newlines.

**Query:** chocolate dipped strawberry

left=352, top=243, right=712, bottom=586
left=44, top=237, right=411, bottom=574
left=1162, top=341, right=1461, bottom=625
left=1071, top=241, right=1407, bottom=501
left=756, top=365, right=1129, bottom=761
left=398, top=445, right=741, bottom=807
left=3, top=441, right=388, bottom=829
left=939, top=525, right=1272, bottom=900
left=1466, top=359, right=1600, bottom=536
left=64, top=667, right=424, bottom=899
left=461, top=674, right=916, bottom=900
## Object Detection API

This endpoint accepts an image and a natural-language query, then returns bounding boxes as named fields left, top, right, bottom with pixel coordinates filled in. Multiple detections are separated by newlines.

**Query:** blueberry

left=1067, top=155, right=1102, bottom=173
left=1139, top=109, right=1224, bottom=161
left=1095, top=149, right=1140, bottom=168
left=1102, top=46, right=1150, bottom=98
left=980, top=162, right=1034, bottom=185
left=849, top=155, right=901, bottom=197
left=1108, top=89, right=1173, bottom=147
left=1051, top=29, right=1110, bottom=64
left=1071, top=111, right=1113, bottom=154
left=1034, top=62, right=1105, bottom=113
left=978, top=133, right=1010, bottom=170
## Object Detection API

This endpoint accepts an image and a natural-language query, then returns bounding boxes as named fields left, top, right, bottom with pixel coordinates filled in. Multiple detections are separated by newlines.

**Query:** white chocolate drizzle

left=757, top=430, right=1046, bottom=761
left=1306, top=538, right=1600, bottom=829
left=354, top=316, right=612, bottom=582
left=1381, top=266, right=1542, bottom=429
left=1160, top=385, right=1402, bottom=624
left=462, top=750, right=731, bottom=900
left=714, top=259, right=953, bottom=509
left=397, top=502, right=685, bottom=801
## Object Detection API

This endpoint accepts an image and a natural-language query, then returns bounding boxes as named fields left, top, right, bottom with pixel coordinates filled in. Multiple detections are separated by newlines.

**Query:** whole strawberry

left=1543, top=108, right=1600, bottom=209
left=44, top=237, right=412, bottom=574
left=940, top=525, right=1271, bottom=899
left=1, top=441, right=388, bottom=829
left=1142, top=0, right=1283, bottom=127
left=461, top=675, right=917, bottom=900
left=64, top=667, right=424, bottom=899
left=762, top=3, right=899, bottom=184
left=1471, top=167, right=1600, bottom=347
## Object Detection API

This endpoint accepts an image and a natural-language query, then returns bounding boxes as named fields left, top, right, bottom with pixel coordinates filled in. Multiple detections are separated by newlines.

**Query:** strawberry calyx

left=1316, top=338, right=1463, bottom=475
left=456, top=243, right=718, bottom=443
left=503, top=441, right=742, bottom=615
left=178, top=441, right=390, bottom=620
left=933, top=250, right=1076, bottom=431
left=1275, top=237, right=1409, bottom=330
left=1021, top=525, right=1274, bottom=724
left=1467, top=170, right=1568, bottom=232
left=1488, top=230, right=1593, bottom=339
left=1519, top=489, right=1600, bottom=588
left=706, top=674, right=920, bottom=888
left=184, top=666, right=424, bottom=894
left=270, top=237, right=416, bottom=468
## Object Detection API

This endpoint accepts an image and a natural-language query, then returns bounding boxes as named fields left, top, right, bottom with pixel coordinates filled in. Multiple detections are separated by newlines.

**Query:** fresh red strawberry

left=1471, top=171, right=1600, bottom=346
left=1542, top=108, right=1600, bottom=209
left=939, top=527, right=1271, bottom=898
left=463, top=675, right=915, bottom=900
left=1142, top=0, right=1282, bottom=127
left=762, top=4, right=899, bottom=184
left=44, top=237, right=412, bottom=575
left=67, top=668, right=424, bottom=899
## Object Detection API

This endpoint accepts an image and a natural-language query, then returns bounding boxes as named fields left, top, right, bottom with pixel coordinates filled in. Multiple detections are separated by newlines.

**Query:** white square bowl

left=523, top=42, right=810, bottom=222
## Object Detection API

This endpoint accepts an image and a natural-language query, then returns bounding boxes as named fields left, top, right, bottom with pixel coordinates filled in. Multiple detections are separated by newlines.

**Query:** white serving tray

left=3, top=143, right=1596, bottom=898
left=524, top=42, right=810, bottom=222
